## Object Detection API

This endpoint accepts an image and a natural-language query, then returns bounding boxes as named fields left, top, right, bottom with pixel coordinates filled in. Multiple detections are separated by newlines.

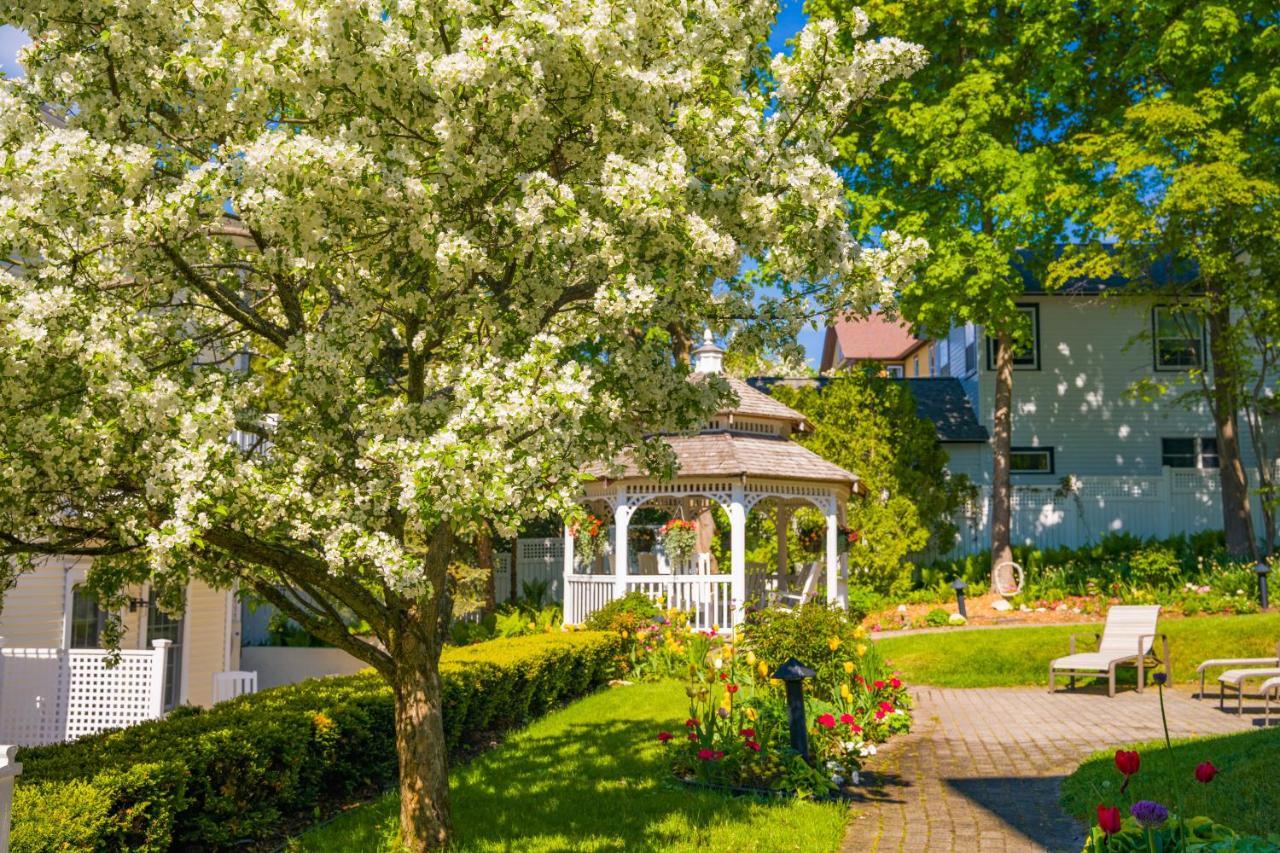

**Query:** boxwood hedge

left=10, top=630, right=622, bottom=851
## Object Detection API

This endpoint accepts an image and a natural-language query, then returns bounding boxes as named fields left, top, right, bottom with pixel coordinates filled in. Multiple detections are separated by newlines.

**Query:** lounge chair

left=1194, top=642, right=1280, bottom=702
left=1049, top=605, right=1168, bottom=697
left=1262, top=676, right=1280, bottom=722
left=773, top=561, right=821, bottom=610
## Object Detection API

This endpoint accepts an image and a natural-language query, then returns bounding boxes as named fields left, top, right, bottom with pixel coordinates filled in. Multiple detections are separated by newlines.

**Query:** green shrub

left=843, top=584, right=884, bottom=622
left=923, top=607, right=951, bottom=627
left=11, top=631, right=622, bottom=852
left=583, top=590, right=660, bottom=631
left=1127, top=546, right=1183, bottom=588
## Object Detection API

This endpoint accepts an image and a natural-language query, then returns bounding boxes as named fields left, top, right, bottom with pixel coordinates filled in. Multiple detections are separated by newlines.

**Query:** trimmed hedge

left=11, top=631, right=623, bottom=852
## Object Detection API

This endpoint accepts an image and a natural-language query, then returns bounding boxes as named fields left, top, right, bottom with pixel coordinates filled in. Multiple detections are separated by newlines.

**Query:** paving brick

left=841, top=685, right=1263, bottom=852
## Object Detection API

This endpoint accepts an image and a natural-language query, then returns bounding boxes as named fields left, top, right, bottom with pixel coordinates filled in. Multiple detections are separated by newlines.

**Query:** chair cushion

left=1217, top=667, right=1280, bottom=687
left=1051, top=652, right=1137, bottom=672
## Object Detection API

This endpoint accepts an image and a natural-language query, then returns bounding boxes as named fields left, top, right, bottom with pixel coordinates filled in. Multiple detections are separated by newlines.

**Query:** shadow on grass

left=945, top=776, right=1084, bottom=853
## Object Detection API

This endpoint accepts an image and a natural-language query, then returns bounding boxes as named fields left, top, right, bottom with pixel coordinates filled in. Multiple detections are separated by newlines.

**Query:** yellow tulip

left=827, top=636, right=841, bottom=651
left=746, top=651, right=757, bottom=665
left=620, top=629, right=628, bottom=638
left=744, top=707, right=758, bottom=721
left=843, top=661, right=855, bottom=674
left=758, top=661, right=769, bottom=678
left=854, top=626, right=868, bottom=639
left=856, top=643, right=868, bottom=657
left=769, top=678, right=782, bottom=687
left=840, top=684, right=853, bottom=702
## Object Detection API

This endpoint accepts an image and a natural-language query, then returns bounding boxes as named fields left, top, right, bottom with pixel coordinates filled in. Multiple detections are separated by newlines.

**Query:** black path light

left=951, top=578, right=968, bottom=619
left=773, top=657, right=816, bottom=763
left=1256, top=562, right=1271, bottom=611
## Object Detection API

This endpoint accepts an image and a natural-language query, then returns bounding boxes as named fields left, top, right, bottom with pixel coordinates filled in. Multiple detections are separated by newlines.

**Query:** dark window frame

left=1151, top=305, right=1205, bottom=371
left=1009, top=446, right=1055, bottom=474
left=986, top=303, right=1041, bottom=371
left=1161, top=436, right=1219, bottom=470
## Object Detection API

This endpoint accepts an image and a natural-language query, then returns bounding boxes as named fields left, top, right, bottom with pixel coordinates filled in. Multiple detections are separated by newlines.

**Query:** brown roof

left=698, top=375, right=809, bottom=425
left=827, top=313, right=925, bottom=363
left=589, top=433, right=858, bottom=486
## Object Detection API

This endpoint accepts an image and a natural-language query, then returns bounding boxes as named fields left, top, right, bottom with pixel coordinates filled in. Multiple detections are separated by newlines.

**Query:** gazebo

left=562, top=333, right=861, bottom=632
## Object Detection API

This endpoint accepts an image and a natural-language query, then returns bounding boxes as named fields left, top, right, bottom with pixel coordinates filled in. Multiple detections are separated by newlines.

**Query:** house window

left=986, top=304, right=1040, bottom=371
left=69, top=586, right=107, bottom=648
left=1161, top=437, right=1219, bottom=469
left=1010, top=446, right=1055, bottom=474
left=1153, top=306, right=1204, bottom=369
left=146, top=590, right=185, bottom=710
left=885, top=364, right=904, bottom=378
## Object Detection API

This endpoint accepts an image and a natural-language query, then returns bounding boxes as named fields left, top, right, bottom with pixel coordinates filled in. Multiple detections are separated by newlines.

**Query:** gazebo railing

left=564, top=573, right=736, bottom=633
left=564, top=575, right=616, bottom=625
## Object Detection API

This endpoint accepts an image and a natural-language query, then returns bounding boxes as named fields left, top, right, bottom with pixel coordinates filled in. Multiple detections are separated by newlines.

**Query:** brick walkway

left=843, top=686, right=1263, bottom=853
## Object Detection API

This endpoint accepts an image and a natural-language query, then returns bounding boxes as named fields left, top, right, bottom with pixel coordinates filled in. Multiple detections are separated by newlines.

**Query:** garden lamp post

left=1256, top=562, right=1271, bottom=611
left=773, top=657, right=816, bottom=763
left=951, top=579, right=968, bottom=619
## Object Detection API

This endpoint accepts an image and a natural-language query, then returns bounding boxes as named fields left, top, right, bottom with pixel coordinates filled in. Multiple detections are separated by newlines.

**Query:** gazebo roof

left=702, top=375, right=809, bottom=427
left=587, top=432, right=858, bottom=486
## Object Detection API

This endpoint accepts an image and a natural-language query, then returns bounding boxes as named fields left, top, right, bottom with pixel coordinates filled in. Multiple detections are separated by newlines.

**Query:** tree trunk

left=477, top=529, right=496, bottom=613
left=393, top=639, right=452, bottom=850
left=990, top=331, right=1015, bottom=584
left=1206, top=302, right=1258, bottom=559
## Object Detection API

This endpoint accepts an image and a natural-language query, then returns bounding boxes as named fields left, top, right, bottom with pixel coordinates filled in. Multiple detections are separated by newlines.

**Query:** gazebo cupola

left=563, top=332, right=861, bottom=632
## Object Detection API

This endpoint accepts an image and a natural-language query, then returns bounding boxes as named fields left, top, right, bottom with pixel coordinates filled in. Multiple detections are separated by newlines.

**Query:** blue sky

left=0, top=4, right=825, bottom=365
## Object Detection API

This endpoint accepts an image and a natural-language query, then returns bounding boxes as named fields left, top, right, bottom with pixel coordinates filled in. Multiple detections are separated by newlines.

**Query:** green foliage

left=10, top=632, right=623, bottom=852
left=740, top=602, right=880, bottom=700
left=842, top=584, right=885, bottom=623
left=772, top=370, right=973, bottom=594
left=1080, top=816, right=1280, bottom=852
left=922, top=607, right=951, bottom=628
left=583, top=591, right=661, bottom=631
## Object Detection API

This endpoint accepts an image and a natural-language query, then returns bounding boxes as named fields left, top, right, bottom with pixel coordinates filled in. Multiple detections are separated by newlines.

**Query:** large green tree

left=0, top=1, right=928, bottom=846
left=1055, top=0, right=1280, bottom=558
left=808, top=0, right=1102, bottom=581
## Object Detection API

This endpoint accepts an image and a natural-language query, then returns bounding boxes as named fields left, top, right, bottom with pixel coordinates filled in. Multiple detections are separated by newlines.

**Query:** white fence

left=0, top=745, right=18, bottom=853
left=564, top=574, right=737, bottom=633
left=0, top=639, right=170, bottom=747
left=950, top=467, right=1272, bottom=555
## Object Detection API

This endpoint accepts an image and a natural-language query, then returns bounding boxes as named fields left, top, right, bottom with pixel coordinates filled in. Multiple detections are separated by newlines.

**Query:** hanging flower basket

left=571, top=513, right=607, bottom=565
left=796, top=524, right=858, bottom=556
left=659, top=519, right=698, bottom=564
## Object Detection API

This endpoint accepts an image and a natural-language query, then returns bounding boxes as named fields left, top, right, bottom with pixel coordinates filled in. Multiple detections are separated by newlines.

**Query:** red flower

left=817, top=713, right=836, bottom=729
left=1114, top=750, right=1140, bottom=777
left=719, top=672, right=728, bottom=681
left=875, top=709, right=886, bottom=720
left=657, top=731, right=673, bottom=743
left=890, top=677, right=902, bottom=689
left=697, top=748, right=715, bottom=761
left=874, top=680, right=886, bottom=690
left=1096, top=805, right=1122, bottom=836
left=839, top=713, right=855, bottom=725
left=713, top=750, right=724, bottom=760
left=739, top=728, right=755, bottom=738
left=1194, top=761, right=1218, bottom=784
left=687, top=733, right=698, bottom=741
left=685, top=718, right=699, bottom=728
left=854, top=674, right=865, bottom=684
left=745, top=740, right=761, bottom=752
left=849, top=723, right=863, bottom=734
left=726, top=683, right=739, bottom=694
left=879, top=701, right=894, bottom=713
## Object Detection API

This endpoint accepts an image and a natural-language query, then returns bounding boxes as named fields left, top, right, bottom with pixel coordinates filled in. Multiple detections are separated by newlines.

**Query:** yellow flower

left=758, top=661, right=769, bottom=679
left=712, top=624, right=720, bottom=634
left=828, top=636, right=842, bottom=651
left=840, top=684, right=853, bottom=702
left=744, top=707, right=758, bottom=722
left=843, top=661, right=855, bottom=674
left=769, top=678, right=782, bottom=687
left=746, top=651, right=757, bottom=666
left=620, top=629, right=628, bottom=639
left=854, top=626, right=868, bottom=639
left=856, top=644, right=868, bottom=657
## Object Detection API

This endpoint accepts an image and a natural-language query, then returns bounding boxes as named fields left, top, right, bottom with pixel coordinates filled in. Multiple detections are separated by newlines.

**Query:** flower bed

left=652, top=603, right=911, bottom=798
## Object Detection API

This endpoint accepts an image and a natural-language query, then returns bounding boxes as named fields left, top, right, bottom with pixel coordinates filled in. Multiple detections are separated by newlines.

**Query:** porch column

left=562, top=524, right=576, bottom=623
left=613, top=490, right=631, bottom=598
left=729, top=483, right=747, bottom=627
left=775, top=504, right=791, bottom=595
left=825, top=501, right=842, bottom=608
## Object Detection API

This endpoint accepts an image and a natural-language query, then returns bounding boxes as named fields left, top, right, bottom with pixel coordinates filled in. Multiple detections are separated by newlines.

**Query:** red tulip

left=874, top=680, right=887, bottom=690
left=850, top=723, right=863, bottom=734
left=713, top=750, right=724, bottom=760
left=875, top=709, right=886, bottom=720
left=1115, top=750, right=1140, bottom=777
left=1097, top=805, right=1122, bottom=836
left=697, top=748, right=715, bottom=761
left=685, top=718, right=699, bottom=728
left=687, top=733, right=698, bottom=741
left=890, top=677, right=902, bottom=689
left=657, top=731, right=673, bottom=743
left=739, top=728, right=755, bottom=738
left=1194, top=761, right=1218, bottom=784
left=726, top=683, right=739, bottom=694
left=745, top=740, right=761, bottom=752
left=817, top=713, right=836, bottom=729
left=879, top=701, right=894, bottom=713
left=839, top=713, right=855, bottom=725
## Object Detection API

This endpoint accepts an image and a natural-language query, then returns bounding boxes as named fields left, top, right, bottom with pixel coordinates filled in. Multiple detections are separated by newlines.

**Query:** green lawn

left=288, top=681, right=850, bottom=852
left=1060, top=726, right=1280, bottom=837
left=874, top=613, right=1280, bottom=688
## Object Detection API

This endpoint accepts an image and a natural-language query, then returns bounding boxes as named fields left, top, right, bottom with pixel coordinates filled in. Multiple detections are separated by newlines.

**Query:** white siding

left=968, top=296, right=1268, bottom=485
left=182, top=580, right=232, bottom=708
left=0, top=557, right=84, bottom=647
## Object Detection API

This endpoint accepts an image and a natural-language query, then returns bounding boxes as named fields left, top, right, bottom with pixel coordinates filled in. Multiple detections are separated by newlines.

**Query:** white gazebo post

left=729, top=482, right=747, bottom=628
left=0, top=744, right=20, bottom=853
left=613, top=488, right=630, bottom=598
left=562, top=524, right=576, bottom=624
left=775, top=504, right=791, bottom=595
left=824, top=499, right=841, bottom=608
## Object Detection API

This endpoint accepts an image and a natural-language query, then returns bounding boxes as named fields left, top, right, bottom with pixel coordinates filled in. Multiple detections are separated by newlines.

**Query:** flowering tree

left=0, top=1, right=925, bottom=846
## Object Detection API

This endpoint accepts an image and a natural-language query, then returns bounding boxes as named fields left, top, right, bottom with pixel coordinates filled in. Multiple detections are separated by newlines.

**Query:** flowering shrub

left=655, top=604, right=911, bottom=798
left=571, top=513, right=608, bottom=565
left=658, top=519, right=699, bottom=564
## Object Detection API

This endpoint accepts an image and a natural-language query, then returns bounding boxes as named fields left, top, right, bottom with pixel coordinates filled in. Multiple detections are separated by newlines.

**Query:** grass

left=288, top=681, right=850, bottom=852
left=874, top=612, right=1280, bottom=688
left=1060, top=725, right=1280, bottom=837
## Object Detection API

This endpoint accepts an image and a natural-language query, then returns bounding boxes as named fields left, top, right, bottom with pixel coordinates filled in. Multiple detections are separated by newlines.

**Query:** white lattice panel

left=515, top=538, right=564, bottom=600
left=0, top=643, right=168, bottom=747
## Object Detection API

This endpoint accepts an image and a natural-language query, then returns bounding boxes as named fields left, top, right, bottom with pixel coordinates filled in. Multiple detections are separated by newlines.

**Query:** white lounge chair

left=1195, top=642, right=1279, bottom=701
left=1262, top=676, right=1280, bottom=722
left=1049, top=605, right=1168, bottom=698
left=773, top=561, right=822, bottom=611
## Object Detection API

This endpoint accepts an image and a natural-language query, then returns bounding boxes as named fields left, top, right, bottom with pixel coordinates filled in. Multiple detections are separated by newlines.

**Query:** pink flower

left=839, top=713, right=855, bottom=725
left=745, top=740, right=761, bottom=752
left=657, top=731, right=673, bottom=743
left=875, top=709, right=886, bottom=720
left=874, top=680, right=886, bottom=690
left=817, top=713, right=836, bottom=729
left=850, top=723, right=863, bottom=734
left=890, top=677, right=902, bottom=689
left=697, top=748, right=715, bottom=761
left=879, top=701, right=893, bottom=713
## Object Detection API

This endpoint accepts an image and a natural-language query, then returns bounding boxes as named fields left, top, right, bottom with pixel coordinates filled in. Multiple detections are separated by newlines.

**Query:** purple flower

left=1153, top=673, right=1168, bottom=686
left=1130, top=800, right=1168, bottom=828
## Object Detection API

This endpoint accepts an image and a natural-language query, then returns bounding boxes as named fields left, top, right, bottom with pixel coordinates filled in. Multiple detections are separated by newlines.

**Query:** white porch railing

left=0, top=638, right=170, bottom=747
left=563, top=575, right=616, bottom=626
left=0, top=745, right=19, bottom=853
left=565, top=573, right=737, bottom=633
left=212, top=670, right=258, bottom=705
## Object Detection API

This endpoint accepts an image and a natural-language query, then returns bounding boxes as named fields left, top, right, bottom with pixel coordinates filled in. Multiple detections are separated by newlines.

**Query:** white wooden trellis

left=0, top=639, right=170, bottom=747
